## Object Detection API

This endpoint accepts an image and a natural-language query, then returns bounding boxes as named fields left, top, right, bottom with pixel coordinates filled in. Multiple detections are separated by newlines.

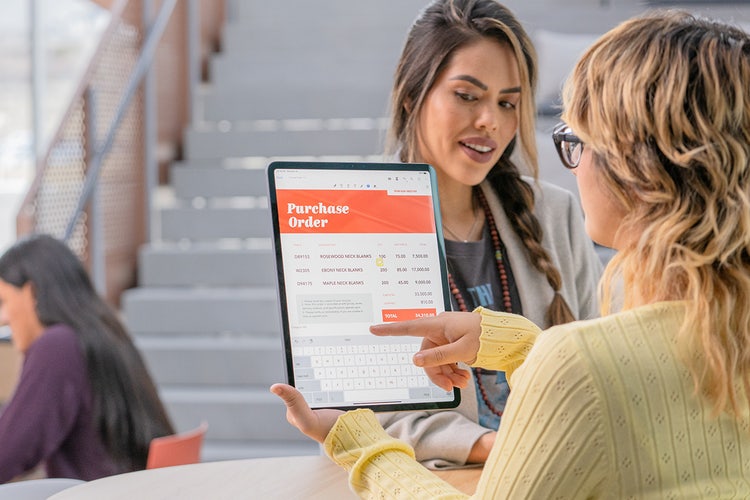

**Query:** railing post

left=143, top=0, right=157, bottom=243
left=85, top=87, right=106, bottom=295
left=30, top=0, right=45, bottom=167
left=187, top=0, right=200, bottom=126
left=91, top=180, right=106, bottom=296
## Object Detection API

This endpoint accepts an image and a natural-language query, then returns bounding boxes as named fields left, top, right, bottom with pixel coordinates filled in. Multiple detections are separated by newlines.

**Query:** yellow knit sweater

left=324, top=302, right=750, bottom=499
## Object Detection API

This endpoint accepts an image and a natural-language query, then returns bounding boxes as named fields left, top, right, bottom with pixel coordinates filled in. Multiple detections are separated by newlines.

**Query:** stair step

left=183, top=127, right=384, bottom=160
left=226, top=0, right=426, bottom=26
left=122, top=287, right=281, bottom=335
left=138, top=244, right=275, bottom=286
left=136, top=336, right=286, bottom=386
left=210, top=54, right=396, bottom=89
left=170, top=155, right=387, bottom=170
left=221, top=20, right=408, bottom=58
left=160, top=206, right=271, bottom=241
left=200, top=86, right=390, bottom=121
left=172, top=164, right=267, bottom=199
left=160, top=386, right=304, bottom=441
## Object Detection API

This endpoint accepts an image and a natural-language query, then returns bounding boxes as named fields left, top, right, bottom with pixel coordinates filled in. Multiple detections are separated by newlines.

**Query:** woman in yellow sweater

left=272, top=10, right=750, bottom=498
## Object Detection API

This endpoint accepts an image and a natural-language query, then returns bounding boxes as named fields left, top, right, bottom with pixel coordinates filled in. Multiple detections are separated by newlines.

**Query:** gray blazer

left=377, top=178, right=603, bottom=469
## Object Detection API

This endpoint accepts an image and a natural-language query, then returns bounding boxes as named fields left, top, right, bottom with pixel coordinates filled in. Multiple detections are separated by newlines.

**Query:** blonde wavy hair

left=562, top=11, right=750, bottom=417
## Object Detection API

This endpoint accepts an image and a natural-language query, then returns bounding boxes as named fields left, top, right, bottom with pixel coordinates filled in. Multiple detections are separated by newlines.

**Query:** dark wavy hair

left=0, top=234, right=174, bottom=471
left=388, top=0, right=574, bottom=325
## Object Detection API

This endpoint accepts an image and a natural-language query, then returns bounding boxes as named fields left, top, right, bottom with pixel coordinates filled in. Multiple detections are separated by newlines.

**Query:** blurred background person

left=0, top=234, right=174, bottom=483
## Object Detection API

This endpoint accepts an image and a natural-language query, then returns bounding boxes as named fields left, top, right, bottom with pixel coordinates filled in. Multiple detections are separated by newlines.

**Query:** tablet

left=267, top=161, right=460, bottom=411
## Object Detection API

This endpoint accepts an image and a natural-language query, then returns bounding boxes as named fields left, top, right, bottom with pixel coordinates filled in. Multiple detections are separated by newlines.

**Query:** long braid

left=487, top=159, right=576, bottom=327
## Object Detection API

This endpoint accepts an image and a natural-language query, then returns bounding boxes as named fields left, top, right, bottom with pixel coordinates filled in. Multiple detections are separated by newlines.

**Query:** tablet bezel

left=267, top=160, right=460, bottom=412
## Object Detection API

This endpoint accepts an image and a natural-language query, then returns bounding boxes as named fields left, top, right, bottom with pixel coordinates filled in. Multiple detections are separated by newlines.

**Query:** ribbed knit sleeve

left=471, top=307, right=541, bottom=382
left=324, top=409, right=469, bottom=498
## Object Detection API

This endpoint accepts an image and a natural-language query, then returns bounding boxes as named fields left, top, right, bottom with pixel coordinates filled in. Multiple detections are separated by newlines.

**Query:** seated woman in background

left=0, top=234, right=174, bottom=483
left=273, top=10, right=750, bottom=498
left=377, top=0, right=602, bottom=468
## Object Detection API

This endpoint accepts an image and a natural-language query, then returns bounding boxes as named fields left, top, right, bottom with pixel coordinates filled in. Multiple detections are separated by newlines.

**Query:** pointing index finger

left=369, top=316, right=444, bottom=338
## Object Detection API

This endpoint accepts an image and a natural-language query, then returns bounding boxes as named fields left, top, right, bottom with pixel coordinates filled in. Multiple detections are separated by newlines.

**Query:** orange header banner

left=276, top=189, right=435, bottom=234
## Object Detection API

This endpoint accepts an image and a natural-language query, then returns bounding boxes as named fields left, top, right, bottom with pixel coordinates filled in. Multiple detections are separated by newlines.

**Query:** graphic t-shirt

left=445, top=224, right=522, bottom=430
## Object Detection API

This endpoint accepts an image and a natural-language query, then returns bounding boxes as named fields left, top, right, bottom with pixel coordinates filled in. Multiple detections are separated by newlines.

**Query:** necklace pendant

left=442, top=199, right=481, bottom=242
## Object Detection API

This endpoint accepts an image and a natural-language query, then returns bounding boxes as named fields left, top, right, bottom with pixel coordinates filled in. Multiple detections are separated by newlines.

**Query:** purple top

left=0, top=324, right=120, bottom=482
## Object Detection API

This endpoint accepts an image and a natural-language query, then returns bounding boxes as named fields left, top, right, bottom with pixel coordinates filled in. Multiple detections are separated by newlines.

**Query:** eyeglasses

left=552, top=122, right=584, bottom=169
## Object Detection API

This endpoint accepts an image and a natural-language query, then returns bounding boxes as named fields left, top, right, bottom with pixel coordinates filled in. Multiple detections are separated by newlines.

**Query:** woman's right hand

left=369, top=311, right=481, bottom=391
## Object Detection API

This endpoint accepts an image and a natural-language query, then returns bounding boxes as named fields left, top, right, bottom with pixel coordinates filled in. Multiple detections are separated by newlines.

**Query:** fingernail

left=413, top=353, right=424, bottom=367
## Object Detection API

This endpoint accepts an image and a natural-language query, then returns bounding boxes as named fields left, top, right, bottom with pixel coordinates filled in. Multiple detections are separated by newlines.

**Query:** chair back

left=146, top=421, right=208, bottom=469
left=0, top=478, right=85, bottom=499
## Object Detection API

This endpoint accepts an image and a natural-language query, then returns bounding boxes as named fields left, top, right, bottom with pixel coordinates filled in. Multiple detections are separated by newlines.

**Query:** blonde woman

left=273, top=10, right=750, bottom=498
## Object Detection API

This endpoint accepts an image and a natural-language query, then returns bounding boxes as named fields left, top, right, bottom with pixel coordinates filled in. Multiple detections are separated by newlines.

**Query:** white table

left=49, top=455, right=481, bottom=499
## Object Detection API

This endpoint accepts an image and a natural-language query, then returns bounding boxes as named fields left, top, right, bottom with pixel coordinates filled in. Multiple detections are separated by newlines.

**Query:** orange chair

left=146, top=421, right=208, bottom=469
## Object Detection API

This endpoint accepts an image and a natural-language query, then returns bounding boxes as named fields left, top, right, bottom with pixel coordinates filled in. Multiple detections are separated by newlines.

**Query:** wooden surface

left=49, top=455, right=481, bottom=499
left=0, top=341, right=21, bottom=403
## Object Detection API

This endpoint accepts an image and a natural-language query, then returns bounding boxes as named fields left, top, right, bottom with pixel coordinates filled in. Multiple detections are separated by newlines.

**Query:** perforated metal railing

left=31, top=103, right=90, bottom=260
left=17, top=0, right=175, bottom=305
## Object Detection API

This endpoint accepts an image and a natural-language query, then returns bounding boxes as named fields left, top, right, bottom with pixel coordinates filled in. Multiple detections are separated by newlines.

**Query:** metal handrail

left=18, top=0, right=220, bottom=304
left=63, top=0, right=177, bottom=241
left=19, top=0, right=129, bottom=221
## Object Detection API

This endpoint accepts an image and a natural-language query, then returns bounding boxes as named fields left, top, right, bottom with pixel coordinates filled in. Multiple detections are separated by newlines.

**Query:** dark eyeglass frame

left=552, top=122, right=584, bottom=169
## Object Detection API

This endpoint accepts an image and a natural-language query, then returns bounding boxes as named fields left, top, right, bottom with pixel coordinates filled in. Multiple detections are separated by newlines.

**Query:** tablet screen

left=267, top=161, right=459, bottom=411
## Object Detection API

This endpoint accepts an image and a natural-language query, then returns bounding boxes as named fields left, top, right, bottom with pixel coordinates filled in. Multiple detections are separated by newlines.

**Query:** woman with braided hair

left=372, top=0, right=602, bottom=468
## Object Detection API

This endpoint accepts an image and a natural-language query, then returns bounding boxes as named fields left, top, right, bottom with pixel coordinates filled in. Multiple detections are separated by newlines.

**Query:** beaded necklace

left=447, top=188, right=513, bottom=419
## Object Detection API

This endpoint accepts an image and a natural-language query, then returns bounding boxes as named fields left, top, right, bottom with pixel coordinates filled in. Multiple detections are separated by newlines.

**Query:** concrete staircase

left=121, top=0, right=427, bottom=461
